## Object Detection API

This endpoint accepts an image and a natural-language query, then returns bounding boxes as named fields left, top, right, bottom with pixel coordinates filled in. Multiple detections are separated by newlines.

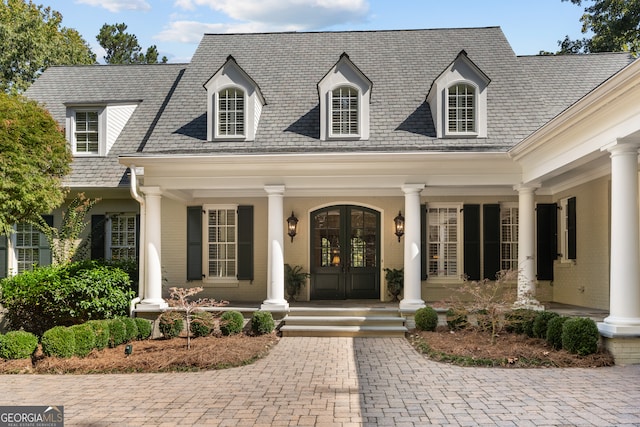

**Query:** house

left=9, top=27, right=640, bottom=362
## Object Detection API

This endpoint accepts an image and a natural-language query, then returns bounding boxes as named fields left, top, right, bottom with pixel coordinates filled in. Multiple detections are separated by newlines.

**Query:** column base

left=598, top=320, right=640, bottom=338
left=399, top=299, right=426, bottom=312
left=137, top=299, right=168, bottom=311
left=513, top=298, right=544, bottom=311
left=261, top=300, right=290, bottom=312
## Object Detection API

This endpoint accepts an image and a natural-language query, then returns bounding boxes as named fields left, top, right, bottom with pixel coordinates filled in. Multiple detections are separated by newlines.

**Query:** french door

left=310, top=205, right=380, bottom=299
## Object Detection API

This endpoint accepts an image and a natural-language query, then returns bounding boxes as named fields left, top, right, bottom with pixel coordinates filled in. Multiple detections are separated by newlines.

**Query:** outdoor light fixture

left=287, top=211, right=298, bottom=242
left=124, top=344, right=133, bottom=356
left=394, top=211, right=405, bottom=242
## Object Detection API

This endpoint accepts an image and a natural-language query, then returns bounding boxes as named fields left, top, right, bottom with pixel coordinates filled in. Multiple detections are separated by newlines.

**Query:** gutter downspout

left=129, top=166, right=146, bottom=311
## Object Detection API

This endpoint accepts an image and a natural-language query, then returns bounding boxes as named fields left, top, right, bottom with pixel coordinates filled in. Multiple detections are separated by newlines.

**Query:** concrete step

left=279, top=324, right=408, bottom=338
left=282, top=315, right=406, bottom=327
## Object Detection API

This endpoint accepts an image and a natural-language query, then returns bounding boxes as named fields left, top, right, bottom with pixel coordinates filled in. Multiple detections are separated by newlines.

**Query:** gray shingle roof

left=25, top=28, right=633, bottom=188
left=25, top=64, right=187, bottom=187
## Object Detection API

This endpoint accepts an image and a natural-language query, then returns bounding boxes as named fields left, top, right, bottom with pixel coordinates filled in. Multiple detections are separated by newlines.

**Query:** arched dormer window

left=331, top=86, right=359, bottom=136
left=447, top=83, right=476, bottom=134
left=318, top=53, right=371, bottom=141
left=204, top=56, right=265, bottom=142
left=218, top=87, right=245, bottom=137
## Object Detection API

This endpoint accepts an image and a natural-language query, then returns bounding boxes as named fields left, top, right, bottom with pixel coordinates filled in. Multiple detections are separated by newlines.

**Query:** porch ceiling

left=119, top=151, right=522, bottom=199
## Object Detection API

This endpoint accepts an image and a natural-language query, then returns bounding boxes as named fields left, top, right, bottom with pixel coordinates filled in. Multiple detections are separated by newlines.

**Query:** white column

left=262, top=185, right=289, bottom=311
left=514, top=185, right=541, bottom=308
left=399, top=184, right=426, bottom=311
left=599, top=142, right=640, bottom=336
left=140, top=186, right=167, bottom=308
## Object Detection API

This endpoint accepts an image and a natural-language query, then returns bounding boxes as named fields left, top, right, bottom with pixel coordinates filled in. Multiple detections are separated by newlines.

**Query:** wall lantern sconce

left=287, top=211, right=298, bottom=242
left=394, top=211, right=405, bottom=242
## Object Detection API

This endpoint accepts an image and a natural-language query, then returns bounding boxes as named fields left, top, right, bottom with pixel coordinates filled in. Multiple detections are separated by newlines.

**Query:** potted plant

left=285, top=264, right=310, bottom=302
left=384, top=267, right=404, bottom=302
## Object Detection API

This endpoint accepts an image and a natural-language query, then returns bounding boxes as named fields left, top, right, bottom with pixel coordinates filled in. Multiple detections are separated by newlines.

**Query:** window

left=218, top=88, right=245, bottom=137
left=204, top=206, right=237, bottom=280
left=560, top=197, right=576, bottom=261
left=500, top=206, right=519, bottom=271
left=331, top=86, right=359, bottom=136
left=15, top=222, right=41, bottom=274
left=427, top=206, right=459, bottom=278
left=447, top=83, right=475, bottom=133
left=75, top=111, right=99, bottom=153
left=108, top=214, right=137, bottom=260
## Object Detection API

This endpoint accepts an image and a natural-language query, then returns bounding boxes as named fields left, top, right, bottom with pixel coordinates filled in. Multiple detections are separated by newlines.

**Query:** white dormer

left=318, top=53, right=372, bottom=141
left=427, top=50, right=490, bottom=138
left=204, top=55, right=265, bottom=142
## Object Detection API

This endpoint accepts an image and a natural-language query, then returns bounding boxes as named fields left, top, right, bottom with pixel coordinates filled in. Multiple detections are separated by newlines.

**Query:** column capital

left=401, top=183, right=425, bottom=194
left=513, top=183, right=540, bottom=193
left=264, top=185, right=285, bottom=195
left=605, top=140, right=640, bottom=156
left=140, top=186, right=162, bottom=196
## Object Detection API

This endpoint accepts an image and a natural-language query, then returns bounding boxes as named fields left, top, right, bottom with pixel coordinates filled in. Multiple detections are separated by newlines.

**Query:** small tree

left=446, top=270, right=518, bottom=344
left=165, top=287, right=228, bottom=349
left=32, top=193, right=100, bottom=264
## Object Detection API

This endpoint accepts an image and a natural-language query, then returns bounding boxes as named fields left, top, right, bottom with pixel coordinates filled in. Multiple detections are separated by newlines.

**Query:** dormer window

left=427, top=50, right=490, bottom=139
left=218, top=87, right=245, bottom=137
left=447, top=83, right=476, bottom=133
left=318, top=53, right=371, bottom=141
left=75, top=110, right=99, bottom=153
left=204, top=56, right=265, bottom=142
left=331, top=86, right=359, bottom=136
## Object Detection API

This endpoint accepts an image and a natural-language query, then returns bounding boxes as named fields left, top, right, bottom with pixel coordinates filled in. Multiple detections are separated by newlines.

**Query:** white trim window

left=447, top=83, right=476, bottom=134
left=203, top=205, right=237, bottom=281
left=330, top=86, right=359, bottom=136
left=108, top=214, right=137, bottom=260
left=74, top=110, right=100, bottom=154
left=500, top=205, right=519, bottom=271
left=217, top=88, right=245, bottom=138
left=15, top=222, right=40, bottom=274
left=427, top=206, right=460, bottom=278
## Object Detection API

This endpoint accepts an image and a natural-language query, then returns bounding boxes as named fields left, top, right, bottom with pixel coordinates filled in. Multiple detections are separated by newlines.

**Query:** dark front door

left=310, top=205, right=380, bottom=300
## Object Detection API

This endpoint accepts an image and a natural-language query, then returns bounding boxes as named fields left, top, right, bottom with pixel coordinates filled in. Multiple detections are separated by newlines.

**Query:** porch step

left=280, top=307, right=408, bottom=337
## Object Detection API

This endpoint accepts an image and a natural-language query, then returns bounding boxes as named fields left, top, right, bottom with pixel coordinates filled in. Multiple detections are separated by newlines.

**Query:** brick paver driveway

left=2, top=337, right=640, bottom=426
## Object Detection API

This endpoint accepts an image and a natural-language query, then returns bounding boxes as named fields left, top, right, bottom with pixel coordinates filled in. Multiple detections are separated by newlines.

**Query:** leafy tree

left=560, top=0, right=640, bottom=55
left=0, top=0, right=96, bottom=93
left=0, top=92, right=71, bottom=237
left=97, top=23, right=168, bottom=64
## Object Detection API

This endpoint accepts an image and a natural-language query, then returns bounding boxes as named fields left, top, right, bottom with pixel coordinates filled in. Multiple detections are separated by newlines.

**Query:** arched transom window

left=447, top=83, right=476, bottom=133
left=218, top=88, right=245, bottom=136
left=331, top=86, right=359, bottom=136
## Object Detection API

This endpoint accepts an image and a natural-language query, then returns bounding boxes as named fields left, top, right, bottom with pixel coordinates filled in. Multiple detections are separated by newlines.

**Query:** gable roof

left=26, top=64, right=186, bottom=187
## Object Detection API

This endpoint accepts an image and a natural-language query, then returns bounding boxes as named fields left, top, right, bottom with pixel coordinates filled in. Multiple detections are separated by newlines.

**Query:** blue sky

left=53, top=0, right=589, bottom=63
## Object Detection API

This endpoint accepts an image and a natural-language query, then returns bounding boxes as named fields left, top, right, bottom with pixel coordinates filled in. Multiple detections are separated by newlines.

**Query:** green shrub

left=220, top=311, right=244, bottom=336
left=546, top=316, right=569, bottom=350
left=446, top=308, right=468, bottom=331
left=0, top=261, right=135, bottom=335
left=108, top=318, right=127, bottom=348
left=120, top=316, right=139, bottom=342
left=86, top=320, right=110, bottom=350
left=251, top=311, right=275, bottom=335
left=159, top=311, right=184, bottom=339
left=505, top=309, right=538, bottom=336
left=190, top=311, right=215, bottom=337
left=532, top=311, right=560, bottom=339
left=0, top=331, right=38, bottom=359
left=70, top=324, right=96, bottom=357
left=41, top=326, right=75, bottom=358
left=134, top=318, right=152, bottom=340
left=414, top=307, right=439, bottom=331
left=561, top=317, right=600, bottom=356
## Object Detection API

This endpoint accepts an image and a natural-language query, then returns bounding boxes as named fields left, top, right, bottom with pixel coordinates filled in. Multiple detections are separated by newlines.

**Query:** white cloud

left=173, top=0, right=369, bottom=30
left=76, top=0, right=151, bottom=13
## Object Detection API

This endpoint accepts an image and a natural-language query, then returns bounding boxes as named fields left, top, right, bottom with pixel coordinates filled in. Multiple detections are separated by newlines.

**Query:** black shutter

left=483, top=204, right=501, bottom=280
left=186, top=206, right=203, bottom=281
left=463, top=204, right=481, bottom=281
left=38, top=215, right=54, bottom=266
left=420, top=203, right=427, bottom=280
left=0, top=234, right=7, bottom=278
left=237, top=205, right=254, bottom=281
left=536, top=203, right=558, bottom=281
left=90, top=214, right=106, bottom=260
left=567, top=197, right=576, bottom=260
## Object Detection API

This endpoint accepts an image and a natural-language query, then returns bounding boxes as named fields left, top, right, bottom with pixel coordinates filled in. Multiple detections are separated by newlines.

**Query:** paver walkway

left=2, top=337, right=640, bottom=426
